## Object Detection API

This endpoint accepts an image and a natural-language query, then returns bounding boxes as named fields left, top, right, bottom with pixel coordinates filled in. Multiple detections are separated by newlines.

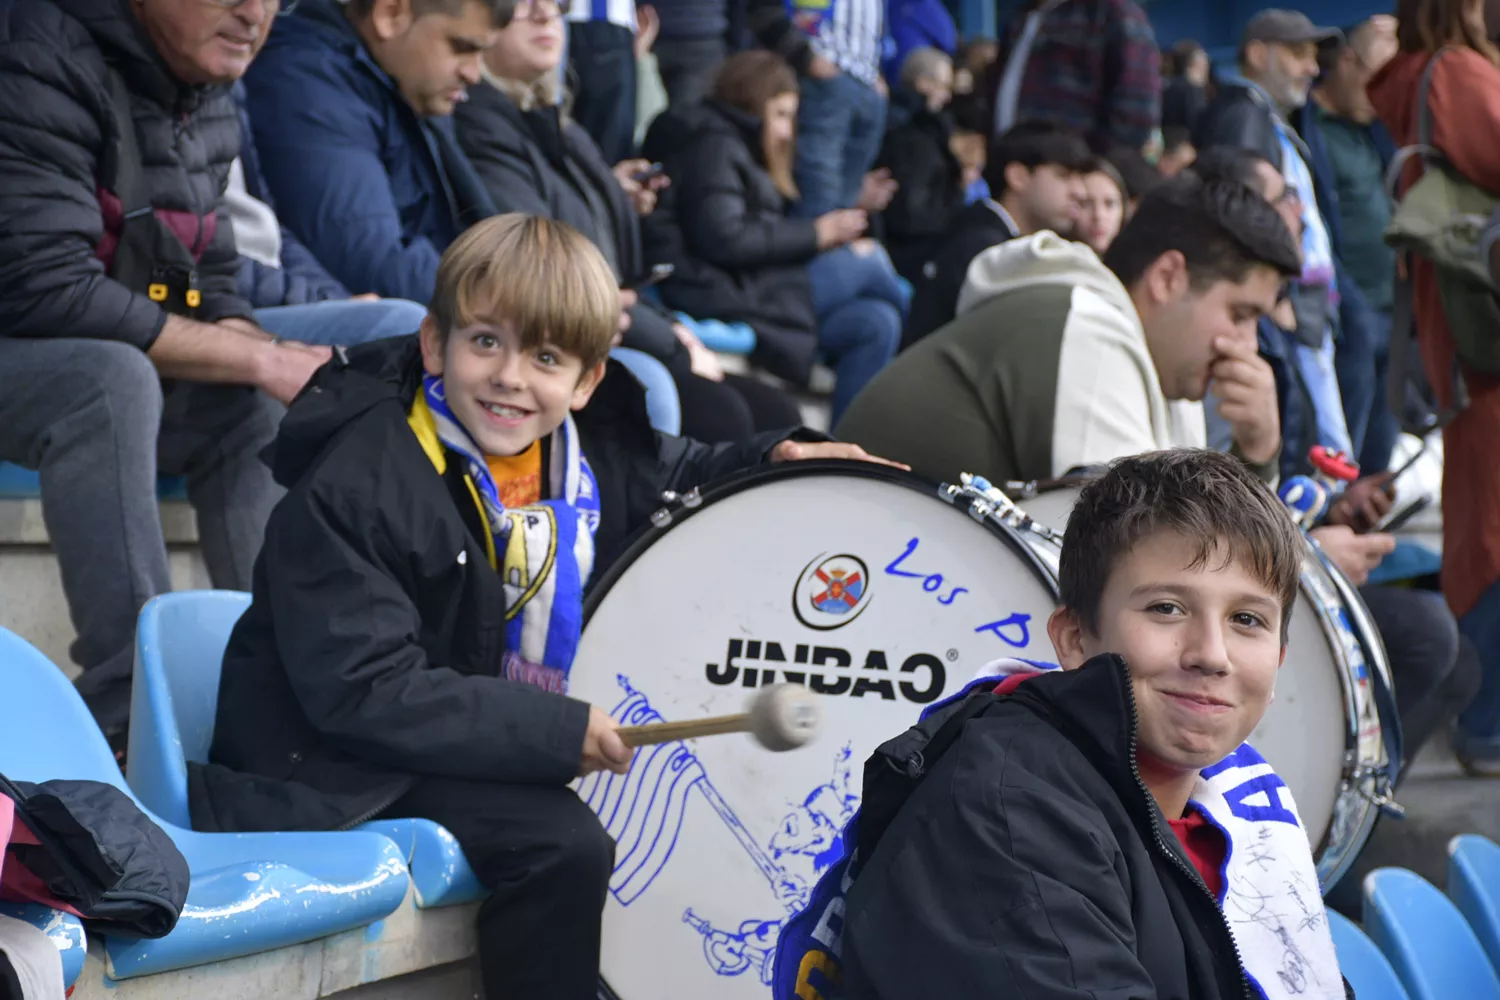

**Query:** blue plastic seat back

left=1365, top=867, right=1500, bottom=1000
left=0, top=463, right=186, bottom=501
left=1328, top=910, right=1411, bottom=1000
left=1449, top=835, right=1500, bottom=978
left=128, top=591, right=250, bottom=827
left=0, top=629, right=130, bottom=788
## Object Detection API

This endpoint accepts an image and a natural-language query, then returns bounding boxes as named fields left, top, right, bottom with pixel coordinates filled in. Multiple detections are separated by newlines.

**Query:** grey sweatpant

left=0, top=337, right=282, bottom=734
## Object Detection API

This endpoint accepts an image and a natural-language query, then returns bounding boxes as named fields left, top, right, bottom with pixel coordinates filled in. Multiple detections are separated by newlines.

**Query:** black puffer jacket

left=875, top=88, right=965, bottom=285
left=190, top=335, right=815, bottom=834
left=454, top=82, right=685, bottom=363
left=642, top=100, right=820, bottom=385
left=0, top=0, right=250, bottom=348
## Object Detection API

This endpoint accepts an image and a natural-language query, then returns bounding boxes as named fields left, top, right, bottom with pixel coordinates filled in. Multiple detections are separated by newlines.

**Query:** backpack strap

left=102, top=67, right=202, bottom=314
left=1385, top=47, right=1469, bottom=432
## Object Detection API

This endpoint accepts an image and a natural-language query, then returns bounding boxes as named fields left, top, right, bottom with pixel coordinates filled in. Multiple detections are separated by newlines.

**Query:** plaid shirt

left=993, top=0, right=1160, bottom=152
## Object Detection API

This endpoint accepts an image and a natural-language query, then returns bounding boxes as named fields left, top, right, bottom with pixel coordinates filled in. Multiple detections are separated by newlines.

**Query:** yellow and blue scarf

left=410, top=375, right=600, bottom=692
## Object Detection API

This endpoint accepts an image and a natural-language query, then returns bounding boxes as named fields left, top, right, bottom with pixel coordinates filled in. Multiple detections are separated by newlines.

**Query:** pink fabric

left=0, top=794, right=84, bottom=916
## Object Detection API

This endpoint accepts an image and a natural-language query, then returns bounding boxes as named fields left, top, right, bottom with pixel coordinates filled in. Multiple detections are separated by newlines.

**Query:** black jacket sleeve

left=1194, top=92, right=1282, bottom=167
left=0, top=29, right=166, bottom=347
left=744, top=0, right=813, bottom=73
left=878, top=130, right=961, bottom=241
left=843, top=728, right=1160, bottom=998
left=653, top=425, right=825, bottom=496
left=676, top=134, right=821, bottom=270
left=455, top=102, right=554, bottom=217
left=263, top=482, right=591, bottom=785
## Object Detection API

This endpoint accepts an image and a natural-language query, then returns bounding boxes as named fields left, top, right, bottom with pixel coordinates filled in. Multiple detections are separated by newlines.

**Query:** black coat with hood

left=189, top=335, right=816, bottom=835
left=454, top=81, right=688, bottom=364
left=875, top=87, right=966, bottom=285
left=641, top=99, right=821, bottom=385
left=844, top=656, right=1353, bottom=1000
left=0, top=0, right=252, bottom=347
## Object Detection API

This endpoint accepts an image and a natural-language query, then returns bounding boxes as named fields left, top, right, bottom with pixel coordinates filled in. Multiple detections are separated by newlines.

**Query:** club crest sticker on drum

left=794, top=554, right=872, bottom=629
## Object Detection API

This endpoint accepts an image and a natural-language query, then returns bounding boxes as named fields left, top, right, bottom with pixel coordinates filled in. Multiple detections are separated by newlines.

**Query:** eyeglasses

left=506, top=0, right=570, bottom=23
left=203, top=0, right=298, bottom=17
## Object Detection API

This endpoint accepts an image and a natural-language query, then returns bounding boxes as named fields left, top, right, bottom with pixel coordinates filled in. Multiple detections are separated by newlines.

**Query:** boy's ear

left=1047, top=607, right=1090, bottom=671
left=570, top=360, right=608, bottom=412
left=418, top=315, right=445, bottom=378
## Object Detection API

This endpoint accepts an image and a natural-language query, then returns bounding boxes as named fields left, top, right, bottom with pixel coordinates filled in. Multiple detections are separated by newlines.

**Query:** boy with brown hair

left=778, top=449, right=1351, bottom=1000
left=190, top=215, right=885, bottom=1000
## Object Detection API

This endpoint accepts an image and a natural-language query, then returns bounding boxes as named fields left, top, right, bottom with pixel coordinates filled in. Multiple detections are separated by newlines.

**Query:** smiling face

left=1050, top=530, right=1286, bottom=777
left=419, top=316, right=605, bottom=456
left=134, top=0, right=275, bottom=85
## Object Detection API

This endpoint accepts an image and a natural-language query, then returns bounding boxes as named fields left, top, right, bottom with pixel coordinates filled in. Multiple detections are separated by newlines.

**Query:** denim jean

left=1335, top=309, right=1400, bottom=474
left=1291, top=331, right=1354, bottom=458
left=790, top=72, right=887, bottom=218
left=254, top=299, right=429, bottom=347
left=1454, top=580, right=1500, bottom=762
left=809, top=247, right=904, bottom=423
left=609, top=347, right=681, bottom=436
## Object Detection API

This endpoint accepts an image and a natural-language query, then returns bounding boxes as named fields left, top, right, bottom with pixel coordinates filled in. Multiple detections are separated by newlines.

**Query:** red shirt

left=993, top=672, right=1228, bottom=901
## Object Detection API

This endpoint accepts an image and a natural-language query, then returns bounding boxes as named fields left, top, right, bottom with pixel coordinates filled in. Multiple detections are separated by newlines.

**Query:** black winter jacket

left=846, top=657, right=1259, bottom=1000
left=190, top=335, right=811, bottom=834
left=875, top=89, right=966, bottom=285
left=453, top=82, right=685, bottom=363
left=0, top=0, right=251, bottom=348
left=901, top=198, right=1018, bottom=349
left=642, top=100, right=821, bottom=385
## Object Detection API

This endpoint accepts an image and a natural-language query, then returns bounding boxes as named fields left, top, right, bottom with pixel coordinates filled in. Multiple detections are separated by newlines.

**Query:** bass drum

left=572, top=463, right=1061, bottom=999
left=1015, top=482, right=1400, bottom=890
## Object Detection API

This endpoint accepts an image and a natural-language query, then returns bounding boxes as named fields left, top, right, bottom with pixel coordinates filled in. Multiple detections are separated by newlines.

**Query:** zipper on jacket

left=1118, top=660, right=1255, bottom=1000
left=335, top=781, right=414, bottom=833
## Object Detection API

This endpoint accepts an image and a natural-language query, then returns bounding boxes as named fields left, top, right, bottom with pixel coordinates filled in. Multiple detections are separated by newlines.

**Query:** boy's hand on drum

left=771, top=440, right=910, bottom=470
left=1310, top=525, right=1396, bottom=586
left=1326, top=473, right=1395, bottom=533
left=581, top=706, right=634, bottom=777
left=1210, top=336, right=1279, bottom=466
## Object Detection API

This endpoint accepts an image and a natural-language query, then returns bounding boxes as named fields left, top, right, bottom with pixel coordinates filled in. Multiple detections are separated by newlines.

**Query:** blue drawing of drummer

left=188, top=215, right=897, bottom=1000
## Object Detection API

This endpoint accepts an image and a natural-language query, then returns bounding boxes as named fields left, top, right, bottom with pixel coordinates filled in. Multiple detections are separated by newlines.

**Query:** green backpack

left=1385, top=47, right=1500, bottom=377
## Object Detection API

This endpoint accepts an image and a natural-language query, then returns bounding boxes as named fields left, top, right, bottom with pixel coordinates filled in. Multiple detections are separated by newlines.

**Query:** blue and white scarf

left=421, top=375, right=600, bottom=692
left=774, top=659, right=1344, bottom=1000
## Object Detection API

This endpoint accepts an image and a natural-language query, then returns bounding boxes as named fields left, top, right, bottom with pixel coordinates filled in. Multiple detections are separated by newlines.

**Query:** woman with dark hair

left=1076, top=156, right=1127, bottom=254
left=1369, top=0, right=1500, bottom=772
left=641, top=50, right=905, bottom=422
left=1162, top=39, right=1212, bottom=131
left=452, top=0, right=803, bottom=443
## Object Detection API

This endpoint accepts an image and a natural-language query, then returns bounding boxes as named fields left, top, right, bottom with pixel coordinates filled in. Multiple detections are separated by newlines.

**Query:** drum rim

left=583, top=459, right=1062, bottom=625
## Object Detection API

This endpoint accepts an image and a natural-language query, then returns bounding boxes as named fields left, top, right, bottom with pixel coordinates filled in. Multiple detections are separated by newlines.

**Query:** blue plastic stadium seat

left=0, top=626, right=408, bottom=980
left=1364, top=867, right=1500, bottom=1000
left=0, top=463, right=187, bottom=502
left=673, top=313, right=757, bottom=355
left=0, top=902, right=86, bottom=989
left=1327, top=910, right=1411, bottom=1000
left=128, top=591, right=486, bottom=910
left=1449, top=834, right=1500, bottom=977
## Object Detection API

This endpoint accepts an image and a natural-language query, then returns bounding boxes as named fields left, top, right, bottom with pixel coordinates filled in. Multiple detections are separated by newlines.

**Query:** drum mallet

left=617, top=684, right=821, bottom=752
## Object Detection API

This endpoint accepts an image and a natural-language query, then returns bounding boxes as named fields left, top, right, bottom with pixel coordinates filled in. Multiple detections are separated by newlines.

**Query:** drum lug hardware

left=1371, top=779, right=1406, bottom=820
left=680, top=488, right=702, bottom=509
left=650, top=507, right=674, bottom=529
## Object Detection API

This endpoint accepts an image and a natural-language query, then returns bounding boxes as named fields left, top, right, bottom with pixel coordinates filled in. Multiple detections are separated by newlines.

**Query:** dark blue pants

left=568, top=20, right=638, bottom=166
left=1336, top=308, right=1401, bottom=473
left=790, top=72, right=887, bottom=218
left=809, top=247, right=904, bottom=422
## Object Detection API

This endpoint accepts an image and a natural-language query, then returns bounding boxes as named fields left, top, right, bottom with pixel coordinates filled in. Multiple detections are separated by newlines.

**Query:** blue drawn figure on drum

left=682, top=909, right=781, bottom=983
left=578, top=676, right=868, bottom=983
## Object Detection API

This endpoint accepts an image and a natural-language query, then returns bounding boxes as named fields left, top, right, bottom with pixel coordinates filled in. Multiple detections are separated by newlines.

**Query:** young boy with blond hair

left=190, top=215, right=886, bottom=1000
left=778, top=448, right=1352, bottom=1000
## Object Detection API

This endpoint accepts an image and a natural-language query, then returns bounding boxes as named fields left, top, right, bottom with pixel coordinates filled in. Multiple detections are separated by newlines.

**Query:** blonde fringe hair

left=430, top=215, right=619, bottom=370
left=481, top=64, right=569, bottom=114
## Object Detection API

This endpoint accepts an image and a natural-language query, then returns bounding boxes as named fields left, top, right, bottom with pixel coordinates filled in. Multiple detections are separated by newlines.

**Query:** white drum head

left=572, top=466, right=1061, bottom=998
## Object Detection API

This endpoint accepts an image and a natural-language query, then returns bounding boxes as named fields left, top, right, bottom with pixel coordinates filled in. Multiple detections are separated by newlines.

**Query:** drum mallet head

left=616, top=684, right=821, bottom=751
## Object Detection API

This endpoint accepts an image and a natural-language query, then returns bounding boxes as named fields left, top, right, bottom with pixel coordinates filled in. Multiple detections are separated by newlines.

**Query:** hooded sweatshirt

left=836, top=232, right=1205, bottom=486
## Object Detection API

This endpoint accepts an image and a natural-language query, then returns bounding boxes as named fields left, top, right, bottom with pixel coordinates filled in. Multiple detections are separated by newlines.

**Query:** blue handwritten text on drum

left=706, top=640, right=946, bottom=704
left=885, top=537, right=1034, bottom=648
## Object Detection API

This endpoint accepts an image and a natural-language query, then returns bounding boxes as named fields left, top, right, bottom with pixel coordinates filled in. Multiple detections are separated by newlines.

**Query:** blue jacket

left=232, top=84, right=350, bottom=308
left=882, top=0, right=956, bottom=83
left=242, top=0, right=494, bottom=303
